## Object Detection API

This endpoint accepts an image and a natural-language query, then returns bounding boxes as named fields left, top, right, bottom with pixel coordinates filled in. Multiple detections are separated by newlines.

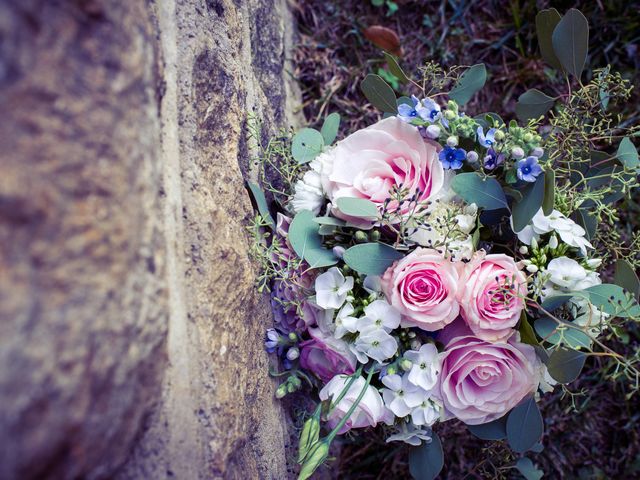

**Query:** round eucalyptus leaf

left=617, top=137, right=639, bottom=170
left=614, top=259, right=640, bottom=301
left=292, top=128, right=324, bottom=164
left=288, top=210, right=338, bottom=268
left=516, top=457, right=544, bottom=480
left=335, top=197, right=379, bottom=219
left=535, top=8, right=563, bottom=70
left=448, top=64, right=487, bottom=105
left=515, top=89, right=555, bottom=121
left=320, top=113, right=341, bottom=146
left=547, top=347, right=587, bottom=384
left=534, top=316, right=591, bottom=349
left=468, top=415, right=508, bottom=441
left=408, top=432, right=444, bottom=480
left=583, top=283, right=640, bottom=317
left=451, top=173, right=508, bottom=211
left=343, top=243, right=403, bottom=276
left=512, top=173, right=545, bottom=232
left=506, top=395, right=543, bottom=453
left=361, top=74, right=397, bottom=113
left=551, top=8, right=589, bottom=78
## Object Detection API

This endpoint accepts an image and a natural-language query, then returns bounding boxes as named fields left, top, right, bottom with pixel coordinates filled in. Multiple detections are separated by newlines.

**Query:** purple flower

left=477, top=126, right=496, bottom=148
left=397, top=95, right=429, bottom=123
left=483, top=148, right=504, bottom=170
left=517, top=156, right=543, bottom=182
left=265, top=328, right=283, bottom=353
left=420, top=98, right=442, bottom=123
left=299, top=328, right=357, bottom=383
left=439, top=147, right=466, bottom=170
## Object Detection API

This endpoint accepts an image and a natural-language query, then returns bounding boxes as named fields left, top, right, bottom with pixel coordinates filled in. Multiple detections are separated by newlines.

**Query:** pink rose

left=299, top=328, right=357, bottom=383
left=381, top=248, right=460, bottom=331
left=435, top=333, right=540, bottom=425
left=457, top=251, right=527, bottom=342
left=322, top=117, right=444, bottom=226
left=319, top=374, right=391, bottom=434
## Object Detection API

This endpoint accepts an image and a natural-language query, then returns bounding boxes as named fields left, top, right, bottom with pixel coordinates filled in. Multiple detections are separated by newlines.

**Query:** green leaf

left=451, top=172, right=508, bottom=211
left=313, top=216, right=346, bottom=226
left=516, top=457, right=544, bottom=480
left=614, top=259, right=640, bottom=301
left=575, top=208, right=597, bottom=241
left=288, top=210, right=338, bottom=268
left=552, top=8, right=589, bottom=78
left=547, top=347, right=587, bottom=384
left=320, top=113, right=340, bottom=146
left=518, top=313, right=539, bottom=347
left=343, top=243, right=403, bottom=275
left=512, top=173, right=545, bottom=232
left=617, top=137, right=639, bottom=170
left=409, top=431, right=444, bottom=480
left=335, top=197, right=379, bottom=219
left=506, top=395, right=543, bottom=453
left=384, top=52, right=409, bottom=84
left=542, top=169, right=555, bottom=215
left=534, top=316, right=592, bottom=349
left=292, top=128, right=325, bottom=164
left=246, top=182, right=275, bottom=228
left=361, top=74, right=397, bottom=113
left=515, top=89, right=555, bottom=121
left=583, top=283, right=640, bottom=317
left=468, top=415, right=507, bottom=441
left=448, top=64, right=487, bottom=105
left=599, top=66, right=611, bottom=111
left=536, top=8, right=563, bottom=70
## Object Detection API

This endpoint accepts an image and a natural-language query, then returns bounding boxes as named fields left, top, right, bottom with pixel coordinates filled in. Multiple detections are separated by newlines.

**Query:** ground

left=291, top=0, right=640, bottom=477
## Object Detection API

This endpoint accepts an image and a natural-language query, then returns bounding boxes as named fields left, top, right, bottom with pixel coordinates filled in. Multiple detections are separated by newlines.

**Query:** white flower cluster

left=515, top=208, right=592, bottom=255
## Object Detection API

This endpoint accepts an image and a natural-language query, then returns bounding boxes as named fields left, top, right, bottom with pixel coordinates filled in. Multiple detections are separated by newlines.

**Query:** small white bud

left=511, top=147, right=525, bottom=159
left=446, top=136, right=458, bottom=147
left=531, top=147, right=544, bottom=157
left=286, top=347, right=300, bottom=361
left=467, top=151, right=479, bottom=163
left=531, top=237, right=539, bottom=250
left=399, top=359, right=413, bottom=371
left=518, top=245, right=529, bottom=255
left=548, top=235, right=559, bottom=249
left=332, top=246, right=345, bottom=259
left=425, top=125, right=441, bottom=139
left=410, top=339, right=422, bottom=350
left=444, top=110, right=456, bottom=120
left=586, top=258, right=603, bottom=268
left=521, top=259, right=532, bottom=266
left=494, top=130, right=505, bottom=141
left=524, top=133, right=534, bottom=142
left=526, top=264, right=539, bottom=273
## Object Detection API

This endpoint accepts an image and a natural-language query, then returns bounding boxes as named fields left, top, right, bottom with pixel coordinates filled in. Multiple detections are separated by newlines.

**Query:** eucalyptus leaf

left=583, top=283, right=640, bottom=317
left=468, top=415, right=507, bottom=441
left=542, top=169, right=555, bottom=215
left=320, top=113, right=341, bottom=146
left=547, top=347, right=587, bottom=384
left=408, top=432, right=444, bottom=480
left=512, top=173, right=545, bottom=232
left=552, top=8, right=589, bottom=78
left=536, top=8, right=563, bottom=70
left=361, top=74, right=398, bottom=113
left=292, top=128, right=325, bottom=164
left=516, top=457, right=544, bottom=480
left=534, top=316, right=592, bottom=349
left=614, top=259, right=640, bottom=300
left=451, top=172, right=508, bottom=211
left=448, top=64, right=487, bottom=105
left=518, top=313, right=540, bottom=347
left=384, top=52, right=410, bottom=84
left=343, top=243, right=403, bottom=275
left=246, top=182, right=275, bottom=228
left=506, top=395, right=543, bottom=453
left=335, top=197, right=379, bottom=219
left=313, top=216, right=346, bottom=226
left=575, top=209, right=596, bottom=241
left=288, top=210, right=338, bottom=268
left=617, top=137, right=639, bottom=170
left=516, top=89, right=555, bottom=121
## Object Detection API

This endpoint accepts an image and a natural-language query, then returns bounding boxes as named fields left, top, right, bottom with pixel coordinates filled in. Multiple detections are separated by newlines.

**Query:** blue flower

left=517, top=156, right=543, bottom=182
left=265, top=328, right=282, bottom=353
left=439, top=147, right=466, bottom=170
left=420, top=97, right=441, bottom=123
left=397, top=95, right=421, bottom=123
left=477, top=126, right=497, bottom=148
left=483, top=148, right=505, bottom=170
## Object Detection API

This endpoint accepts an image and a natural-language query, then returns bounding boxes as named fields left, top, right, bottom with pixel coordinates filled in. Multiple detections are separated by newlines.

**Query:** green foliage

left=343, top=242, right=403, bottom=275
left=617, top=137, right=639, bottom=170
left=451, top=173, right=508, bottom=210
left=292, top=128, right=324, bottom=164
left=384, top=52, right=409, bottom=84
left=516, top=457, right=544, bottom=480
left=547, top=348, right=587, bottom=384
left=448, top=63, right=487, bottom=105
left=320, top=112, right=340, bottom=145
left=515, top=89, right=555, bottom=121
left=506, top=395, right=543, bottom=453
left=467, top=415, right=507, bottom=441
left=288, top=210, right=338, bottom=268
left=535, top=8, right=562, bottom=70
left=512, top=173, right=545, bottom=232
left=361, top=74, right=397, bottom=113
left=409, top=432, right=444, bottom=480
left=552, top=9, right=589, bottom=78
left=246, top=182, right=275, bottom=228
left=335, top=197, right=379, bottom=219
left=614, top=259, right=640, bottom=300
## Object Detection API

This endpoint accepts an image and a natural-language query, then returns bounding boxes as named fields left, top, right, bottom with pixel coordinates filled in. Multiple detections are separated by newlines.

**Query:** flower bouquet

left=247, top=8, right=640, bottom=479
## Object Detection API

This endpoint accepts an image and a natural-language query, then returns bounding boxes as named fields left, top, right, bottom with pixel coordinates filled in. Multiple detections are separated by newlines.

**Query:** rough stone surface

left=0, top=0, right=297, bottom=478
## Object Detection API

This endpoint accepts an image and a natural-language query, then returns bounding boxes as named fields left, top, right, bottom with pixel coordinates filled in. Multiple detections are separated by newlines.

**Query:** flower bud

left=425, top=125, right=441, bottom=139
left=346, top=295, right=355, bottom=303
left=518, top=245, right=529, bottom=255
left=511, top=147, right=525, bottom=159
left=586, top=258, right=603, bottom=268
left=466, top=151, right=479, bottom=163
left=386, top=365, right=397, bottom=376
left=289, top=375, right=302, bottom=389
left=540, top=253, right=547, bottom=264
left=286, top=347, right=300, bottom=361
left=332, top=245, right=346, bottom=259
left=298, top=441, right=330, bottom=480
left=526, top=264, right=539, bottom=273
left=531, top=147, right=544, bottom=157
left=370, top=230, right=381, bottom=242
left=275, top=384, right=287, bottom=399
left=399, top=359, right=413, bottom=372
left=297, top=416, right=321, bottom=463
left=288, top=332, right=299, bottom=342
left=494, top=130, right=505, bottom=141
left=410, top=339, right=422, bottom=350
left=444, top=110, right=456, bottom=120
left=548, top=235, right=558, bottom=249
left=534, top=135, right=542, bottom=143
left=524, top=133, right=534, bottom=142
left=531, top=237, right=539, bottom=250
left=446, top=136, right=458, bottom=147
left=355, top=231, right=368, bottom=243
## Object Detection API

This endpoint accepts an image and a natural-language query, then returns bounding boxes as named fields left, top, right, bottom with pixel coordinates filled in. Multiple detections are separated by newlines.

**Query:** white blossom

left=315, top=267, right=354, bottom=309
left=355, top=300, right=401, bottom=332
left=543, top=257, right=600, bottom=293
left=404, top=343, right=440, bottom=391
left=411, top=398, right=442, bottom=426
left=334, top=303, right=359, bottom=338
left=381, top=374, right=424, bottom=417
left=515, top=208, right=593, bottom=255
left=386, top=424, right=432, bottom=446
left=352, top=326, right=398, bottom=364
left=290, top=170, right=325, bottom=215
